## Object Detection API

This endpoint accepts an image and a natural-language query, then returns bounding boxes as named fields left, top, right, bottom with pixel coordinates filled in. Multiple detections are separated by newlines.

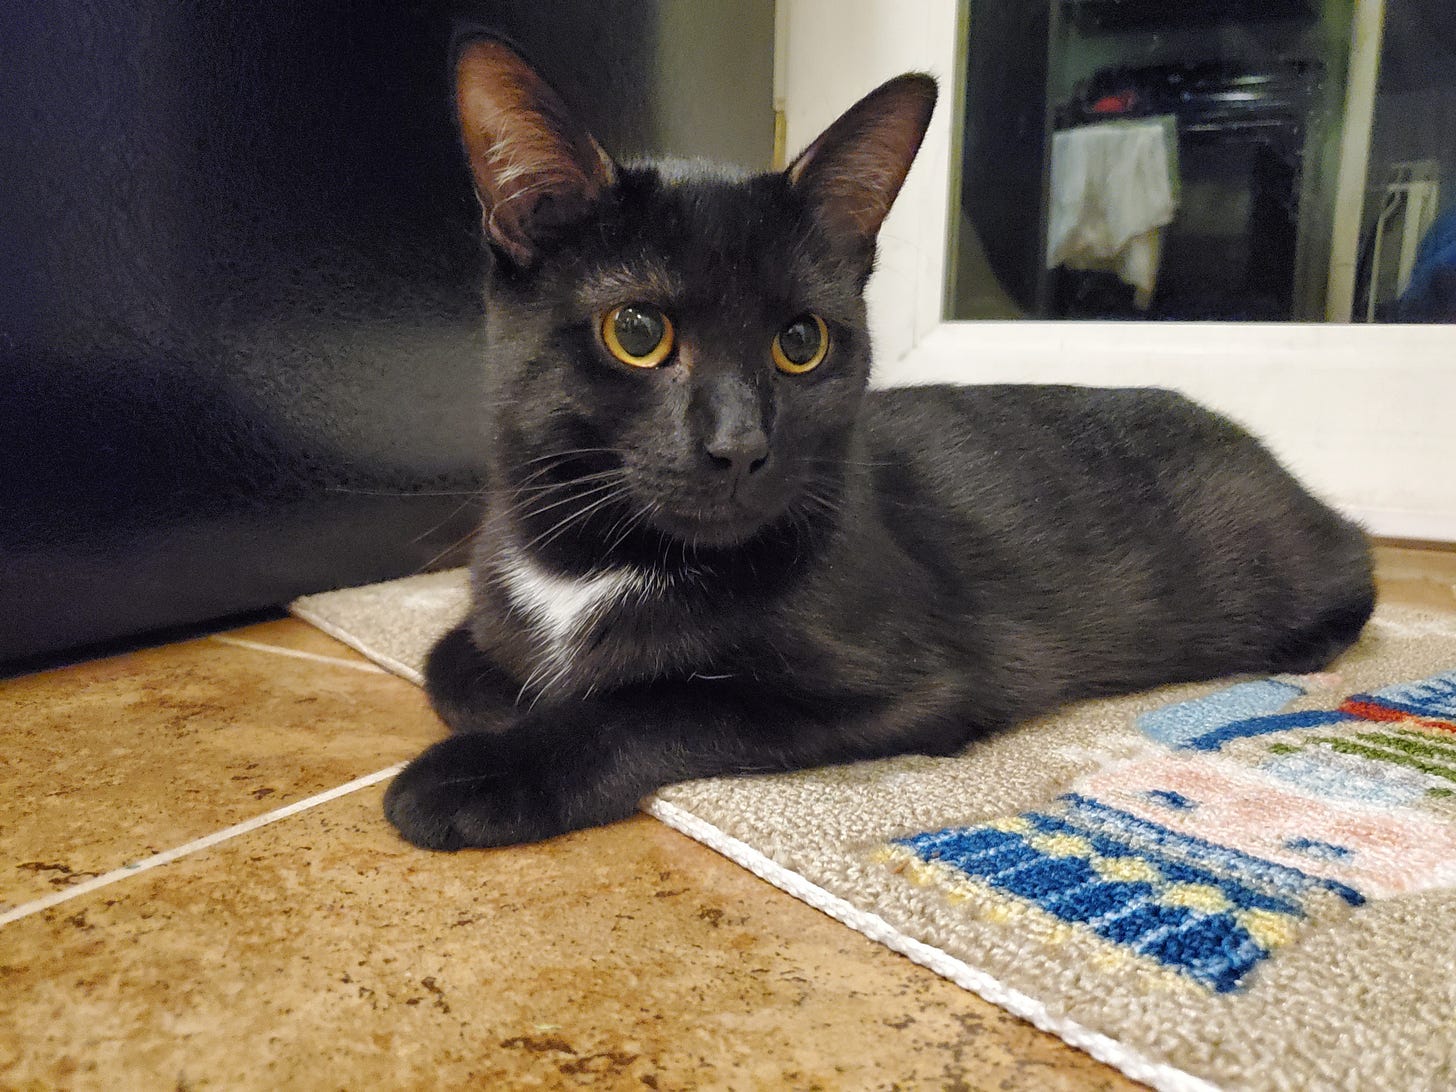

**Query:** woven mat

left=294, top=572, right=1456, bottom=1090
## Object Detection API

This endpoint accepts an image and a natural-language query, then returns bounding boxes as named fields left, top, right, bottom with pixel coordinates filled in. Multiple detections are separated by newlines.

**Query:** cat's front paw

left=383, top=732, right=564, bottom=851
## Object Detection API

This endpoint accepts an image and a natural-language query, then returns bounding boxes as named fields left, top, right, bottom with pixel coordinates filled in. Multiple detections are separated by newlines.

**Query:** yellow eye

left=601, top=304, right=674, bottom=368
left=772, top=314, right=829, bottom=374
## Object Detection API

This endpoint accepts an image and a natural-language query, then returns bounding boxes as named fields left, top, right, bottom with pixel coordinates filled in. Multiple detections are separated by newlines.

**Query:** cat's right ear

left=786, top=72, right=937, bottom=251
left=454, top=37, right=616, bottom=268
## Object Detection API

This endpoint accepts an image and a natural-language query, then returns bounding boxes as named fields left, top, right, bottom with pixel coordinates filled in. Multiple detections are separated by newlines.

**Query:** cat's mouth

left=652, top=501, right=776, bottom=548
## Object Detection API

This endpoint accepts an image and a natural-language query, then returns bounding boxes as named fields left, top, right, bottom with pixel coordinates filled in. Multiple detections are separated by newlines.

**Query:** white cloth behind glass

left=1046, top=118, right=1178, bottom=309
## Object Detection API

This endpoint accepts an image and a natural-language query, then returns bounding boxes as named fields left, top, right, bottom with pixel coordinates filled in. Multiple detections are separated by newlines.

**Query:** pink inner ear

left=795, top=139, right=905, bottom=240
left=454, top=40, right=614, bottom=264
left=788, top=75, right=937, bottom=243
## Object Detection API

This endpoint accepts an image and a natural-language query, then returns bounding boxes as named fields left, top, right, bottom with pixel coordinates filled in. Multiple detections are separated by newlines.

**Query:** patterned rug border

left=644, top=796, right=1218, bottom=1092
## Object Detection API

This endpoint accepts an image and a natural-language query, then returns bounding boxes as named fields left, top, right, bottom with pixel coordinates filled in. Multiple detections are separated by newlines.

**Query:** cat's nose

left=704, top=428, right=770, bottom=478
left=694, top=372, right=771, bottom=481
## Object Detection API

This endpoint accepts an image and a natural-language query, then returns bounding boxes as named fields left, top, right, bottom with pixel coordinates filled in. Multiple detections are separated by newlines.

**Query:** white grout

left=0, top=764, right=405, bottom=929
left=209, top=635, right=388, bottom=674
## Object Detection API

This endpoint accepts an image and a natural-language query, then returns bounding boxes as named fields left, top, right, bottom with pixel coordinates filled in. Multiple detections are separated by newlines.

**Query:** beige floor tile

left=1373, top=543, right=1456, bottom=614
left=0, top=792, right=1131, bottom=1091
left=0, top=636, right=444, bottom=912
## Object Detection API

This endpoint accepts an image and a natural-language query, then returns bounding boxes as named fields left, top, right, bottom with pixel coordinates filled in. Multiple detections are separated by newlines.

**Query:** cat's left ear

left=454, top=36, right=617, bottom=268
left=786, top=73, right=937, bottom=248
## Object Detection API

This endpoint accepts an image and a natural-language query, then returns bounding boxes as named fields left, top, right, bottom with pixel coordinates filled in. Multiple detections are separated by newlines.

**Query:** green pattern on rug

left=294, top=572, right=1456, bottom=1091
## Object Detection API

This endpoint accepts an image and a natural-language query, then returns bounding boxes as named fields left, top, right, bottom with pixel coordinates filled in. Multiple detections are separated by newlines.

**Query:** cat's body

left=383, top=39, right=1373, bottom=851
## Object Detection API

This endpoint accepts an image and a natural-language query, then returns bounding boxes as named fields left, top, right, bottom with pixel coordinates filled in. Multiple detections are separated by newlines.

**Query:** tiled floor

left=3, top=546, right=1453, bottom=1089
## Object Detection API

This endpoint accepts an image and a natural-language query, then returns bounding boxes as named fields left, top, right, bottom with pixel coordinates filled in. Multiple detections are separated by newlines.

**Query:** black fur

left=383, top=40, right=1374, bottom=850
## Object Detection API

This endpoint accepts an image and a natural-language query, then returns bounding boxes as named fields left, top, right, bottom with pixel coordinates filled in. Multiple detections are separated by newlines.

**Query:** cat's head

left=454, top=37, right=934, bottom=560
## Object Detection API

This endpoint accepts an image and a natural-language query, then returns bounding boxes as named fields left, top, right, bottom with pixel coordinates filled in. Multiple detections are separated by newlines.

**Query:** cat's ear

left=454, top=37, right=616, bottom=267
left=786, top=73, right=937, bottom=247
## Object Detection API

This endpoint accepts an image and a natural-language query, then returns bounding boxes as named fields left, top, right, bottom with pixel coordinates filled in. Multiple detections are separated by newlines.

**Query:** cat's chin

left=652, top=507, right=774, bottom=549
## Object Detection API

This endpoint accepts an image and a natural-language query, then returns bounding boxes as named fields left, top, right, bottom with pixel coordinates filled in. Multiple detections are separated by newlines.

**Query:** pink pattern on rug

left=1079, top=754, right=1456, bottom=897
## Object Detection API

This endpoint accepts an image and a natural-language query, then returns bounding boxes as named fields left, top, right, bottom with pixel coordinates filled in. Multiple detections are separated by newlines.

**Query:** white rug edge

left=643, top=796, right=1221, bottom=1092
left=289, top=603, right=426, bottom=686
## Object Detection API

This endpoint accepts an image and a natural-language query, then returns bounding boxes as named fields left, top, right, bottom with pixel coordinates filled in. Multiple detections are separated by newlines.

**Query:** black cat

left=383, top=37, right=1375, bottom=851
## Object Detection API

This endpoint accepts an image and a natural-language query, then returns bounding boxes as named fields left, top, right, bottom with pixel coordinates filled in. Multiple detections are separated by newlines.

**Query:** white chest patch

left=497, top=549, right=649, bottom=660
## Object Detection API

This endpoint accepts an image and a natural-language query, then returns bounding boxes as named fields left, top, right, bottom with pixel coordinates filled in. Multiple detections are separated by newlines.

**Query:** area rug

left=294, top=572, right=1456, bottom=1090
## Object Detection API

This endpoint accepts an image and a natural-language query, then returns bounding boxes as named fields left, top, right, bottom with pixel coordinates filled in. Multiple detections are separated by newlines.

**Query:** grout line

left=210, top=635, right=388, bottom=674
left=0, top=764, right=405, bottom=929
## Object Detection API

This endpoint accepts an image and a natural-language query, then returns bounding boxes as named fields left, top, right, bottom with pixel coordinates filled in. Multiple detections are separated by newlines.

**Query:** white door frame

left=778, top=0, right=1456, bottom=541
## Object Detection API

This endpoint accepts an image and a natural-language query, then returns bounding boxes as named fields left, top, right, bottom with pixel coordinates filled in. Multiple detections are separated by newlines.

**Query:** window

left=780, top=0, right=1456, bottom=540
left=951, top=0, right=1456, bottom=324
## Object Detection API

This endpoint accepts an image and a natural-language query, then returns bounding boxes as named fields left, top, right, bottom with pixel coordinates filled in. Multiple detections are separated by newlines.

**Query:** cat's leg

left=1264, top=523, right=1376, bottom=674
left=1265, top=589, right=1376, bottom=674
left=422, top=624, right=519, bottom=734
left=384, top=678, right=984, bottom=850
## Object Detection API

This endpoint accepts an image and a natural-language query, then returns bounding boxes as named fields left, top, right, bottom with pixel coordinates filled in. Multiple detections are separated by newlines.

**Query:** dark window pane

left=950, top=0, right=1456, bottom=324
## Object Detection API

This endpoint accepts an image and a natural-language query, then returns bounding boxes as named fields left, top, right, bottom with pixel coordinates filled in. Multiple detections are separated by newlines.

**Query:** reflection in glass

left=950, top=0, right=1456, bottom=323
